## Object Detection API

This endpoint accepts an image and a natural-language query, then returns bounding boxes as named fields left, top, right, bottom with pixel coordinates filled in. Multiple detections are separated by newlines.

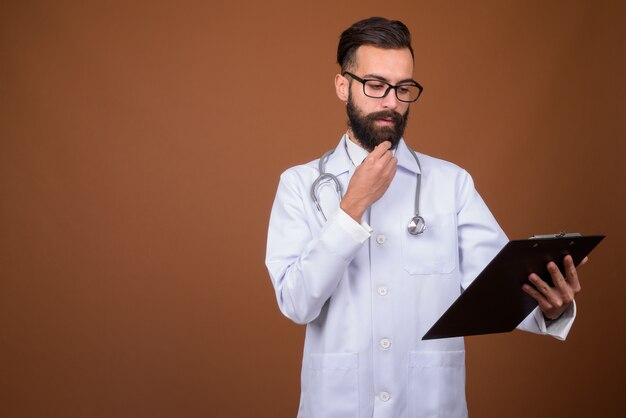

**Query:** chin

left=373, top=130, right=401, bottom=149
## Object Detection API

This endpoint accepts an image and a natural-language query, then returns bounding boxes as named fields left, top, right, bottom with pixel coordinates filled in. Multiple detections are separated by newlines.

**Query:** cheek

left=350, top=92, right=369, bottom=109
left=359, top=101, right=382, bottom=115
left=398, top=104, right=410, bottom=115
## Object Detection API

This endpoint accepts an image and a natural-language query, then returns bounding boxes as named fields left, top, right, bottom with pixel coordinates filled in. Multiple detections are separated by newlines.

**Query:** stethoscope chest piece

left=408, top=215, right=426, bottom=235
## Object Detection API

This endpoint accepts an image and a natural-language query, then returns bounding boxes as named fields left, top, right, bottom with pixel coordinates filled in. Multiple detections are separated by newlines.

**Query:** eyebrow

left=362, top=73, right=417, bottom=84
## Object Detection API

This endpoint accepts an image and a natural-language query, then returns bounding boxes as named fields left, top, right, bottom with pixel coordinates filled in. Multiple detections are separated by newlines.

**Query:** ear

left=335, top=73, right=349, bottom=102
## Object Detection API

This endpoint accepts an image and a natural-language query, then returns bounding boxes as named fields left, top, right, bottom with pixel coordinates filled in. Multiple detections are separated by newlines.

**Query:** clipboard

left=422, top=233, right=605, bottom=340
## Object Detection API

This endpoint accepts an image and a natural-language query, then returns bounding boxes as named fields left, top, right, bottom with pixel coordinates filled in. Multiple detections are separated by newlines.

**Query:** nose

left=381, top=88, right=399, bottom=110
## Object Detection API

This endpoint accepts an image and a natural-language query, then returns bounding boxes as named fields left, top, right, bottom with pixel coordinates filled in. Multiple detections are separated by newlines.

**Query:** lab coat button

left=377, top=286, right=388, bottom=296
left=380, top=391, right=391, bottom=402
left=380, top=338, right=391, bottom=349
left=376, top=235, right=386, bottom=244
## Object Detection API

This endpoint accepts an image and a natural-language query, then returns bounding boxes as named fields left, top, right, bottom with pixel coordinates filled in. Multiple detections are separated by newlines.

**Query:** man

left=266, top=17, right=582, bottom=418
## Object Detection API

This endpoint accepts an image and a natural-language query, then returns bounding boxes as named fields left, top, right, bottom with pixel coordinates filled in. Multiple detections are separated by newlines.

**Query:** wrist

left=543, top=311, right=564, bottom=323
left=340, top=199, right=366, bottom=223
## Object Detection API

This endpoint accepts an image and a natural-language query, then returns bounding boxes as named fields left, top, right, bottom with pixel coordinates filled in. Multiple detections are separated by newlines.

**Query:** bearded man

left=266, top=17, right=582, bottom=418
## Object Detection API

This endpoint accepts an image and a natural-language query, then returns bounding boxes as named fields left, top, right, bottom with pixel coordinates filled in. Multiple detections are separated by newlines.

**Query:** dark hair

left=337, top=17, right=414, bottom=72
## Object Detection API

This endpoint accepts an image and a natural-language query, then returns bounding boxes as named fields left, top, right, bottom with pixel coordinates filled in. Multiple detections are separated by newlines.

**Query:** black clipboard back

left=422, top=233, right=605, bottom=340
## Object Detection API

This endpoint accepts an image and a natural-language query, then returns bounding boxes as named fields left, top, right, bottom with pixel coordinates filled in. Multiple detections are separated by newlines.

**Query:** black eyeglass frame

left=343, top=71, right=423, bottom=103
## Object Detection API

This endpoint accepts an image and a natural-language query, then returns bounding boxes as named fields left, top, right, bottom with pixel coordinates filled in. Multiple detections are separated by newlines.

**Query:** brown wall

left=1, top=1, right=624, bottom=417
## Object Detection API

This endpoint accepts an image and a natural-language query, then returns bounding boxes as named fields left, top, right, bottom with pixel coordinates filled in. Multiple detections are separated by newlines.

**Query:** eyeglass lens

left=363, top=80, right=420, bottom=102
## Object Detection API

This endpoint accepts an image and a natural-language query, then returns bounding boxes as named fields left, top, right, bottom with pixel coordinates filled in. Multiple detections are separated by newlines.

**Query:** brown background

left=1, top=0, right=625, bottom=417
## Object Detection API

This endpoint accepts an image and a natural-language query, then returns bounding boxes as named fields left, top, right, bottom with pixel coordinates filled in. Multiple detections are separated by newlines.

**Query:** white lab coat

left=266, top=135, right=574, bottom=418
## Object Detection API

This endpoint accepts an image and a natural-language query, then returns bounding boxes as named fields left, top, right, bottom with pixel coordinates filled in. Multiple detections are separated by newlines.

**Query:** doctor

left=266, top=17, right=583, bottom=418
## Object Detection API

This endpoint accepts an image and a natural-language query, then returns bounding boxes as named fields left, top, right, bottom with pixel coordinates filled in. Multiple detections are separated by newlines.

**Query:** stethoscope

left=310, top=145, right=426, bottom=235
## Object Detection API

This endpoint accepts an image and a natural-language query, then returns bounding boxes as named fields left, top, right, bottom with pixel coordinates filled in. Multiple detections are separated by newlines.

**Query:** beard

left=346, top=92, right=409, bottom=152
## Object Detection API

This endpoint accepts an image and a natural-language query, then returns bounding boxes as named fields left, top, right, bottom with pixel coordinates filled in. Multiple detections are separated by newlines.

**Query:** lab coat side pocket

left=407, top=350, right=467, bottom=418
left=305, top=352, right=359, bottom=418
left=401, top=212, right=457, bottom=275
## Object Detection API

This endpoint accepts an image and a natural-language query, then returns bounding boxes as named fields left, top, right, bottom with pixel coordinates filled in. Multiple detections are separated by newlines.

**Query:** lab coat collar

left=322, top=134, right=353, bottom=177
left=395, top=138, right=422, bottom=175
left=323, top=133, right=421, bottom=176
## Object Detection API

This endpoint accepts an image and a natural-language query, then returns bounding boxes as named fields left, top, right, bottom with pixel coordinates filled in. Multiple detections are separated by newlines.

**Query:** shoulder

left=279, top=159, right=320, bottom=184
left=274, top=156, right=324, bottom=201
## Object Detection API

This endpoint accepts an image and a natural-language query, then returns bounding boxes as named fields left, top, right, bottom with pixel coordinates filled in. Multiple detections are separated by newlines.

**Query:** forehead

left=353, top=45, right=414, bottom=81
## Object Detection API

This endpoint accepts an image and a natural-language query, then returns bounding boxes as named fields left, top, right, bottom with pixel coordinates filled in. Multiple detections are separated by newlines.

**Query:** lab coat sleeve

left=265, top=169, right=370, bottom=324
left=455, top=170, right=509, bottom=291
left=517, top=303, right=576, bottom=340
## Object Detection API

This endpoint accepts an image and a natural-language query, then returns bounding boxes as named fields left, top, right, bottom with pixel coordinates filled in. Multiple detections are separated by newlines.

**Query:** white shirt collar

left=345, top=133, right=370, bottom=166
left=345, top=132, right=399, bottom=167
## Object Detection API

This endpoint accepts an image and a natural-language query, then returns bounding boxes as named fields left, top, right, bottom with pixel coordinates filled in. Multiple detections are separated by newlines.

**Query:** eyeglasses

left=343, top=72, right=423, bottom=103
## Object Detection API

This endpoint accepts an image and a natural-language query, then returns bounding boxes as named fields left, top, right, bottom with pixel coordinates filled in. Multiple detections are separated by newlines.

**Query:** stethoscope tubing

left=311, top=142, right=425, bottom=234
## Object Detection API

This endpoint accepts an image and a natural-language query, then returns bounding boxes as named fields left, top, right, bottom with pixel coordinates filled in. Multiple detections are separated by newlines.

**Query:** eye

left=397, top=86, right=412, bottom=95
left=366, top=81, right=386, bottom=90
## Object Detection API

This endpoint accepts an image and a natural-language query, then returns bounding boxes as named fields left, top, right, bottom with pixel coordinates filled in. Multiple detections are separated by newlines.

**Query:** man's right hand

left=340, top=141, right=397, bottom=222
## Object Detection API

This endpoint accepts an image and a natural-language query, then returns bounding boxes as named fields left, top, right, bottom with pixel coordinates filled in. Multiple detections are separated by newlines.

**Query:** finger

left=376, top=149, right=395, bottom=167
left=528, top=273, right=554, bottom=295
left=577, top=256, right=589, bottom=268
left=381, top=158, right=397, bottom=180
left=381, top=156, right=397, bottom=171
left=369, top=141, right=392, bottom=159
left=529, top=272, right=567, bottom=309
left=547, top=261, right=568, bottom=290
left=366, top=150, right=394, bottom=173
left=522, top=283, right=553, bottom=312
left=563, top=255, right=582, bottom=293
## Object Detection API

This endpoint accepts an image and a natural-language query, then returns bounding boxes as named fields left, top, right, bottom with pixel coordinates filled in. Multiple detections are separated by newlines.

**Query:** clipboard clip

left=529, top=231, right=582, bottom=239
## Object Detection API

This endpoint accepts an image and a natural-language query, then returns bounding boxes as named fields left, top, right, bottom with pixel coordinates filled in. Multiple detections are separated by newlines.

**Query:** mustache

left=365, top=110, right=404, bottom=123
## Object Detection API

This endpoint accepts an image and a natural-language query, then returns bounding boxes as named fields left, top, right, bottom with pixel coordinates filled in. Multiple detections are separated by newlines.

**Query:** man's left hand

left=522, top=255, right=587, bottom=321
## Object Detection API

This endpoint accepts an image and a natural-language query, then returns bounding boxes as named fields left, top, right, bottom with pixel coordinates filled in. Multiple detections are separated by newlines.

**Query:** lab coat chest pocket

left=408, top=350, right=467, bottom=417
left=401, top=212, right=457, bottom=275
left=305, top=353, right=359, bottom=418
